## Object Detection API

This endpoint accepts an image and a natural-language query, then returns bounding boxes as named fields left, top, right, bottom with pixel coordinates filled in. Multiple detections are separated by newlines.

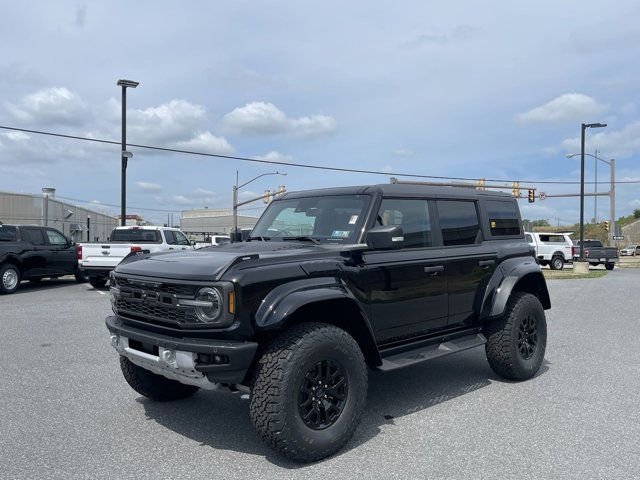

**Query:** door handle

left=169, top=247, right=174, bottom=250
left=424, top=265, right=444, bottom=275
left=478, top=260, right=495, bottom=268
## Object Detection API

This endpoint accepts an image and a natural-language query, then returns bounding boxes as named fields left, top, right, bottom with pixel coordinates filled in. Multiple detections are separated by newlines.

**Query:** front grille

left=112, top=275, right=200, bottom=326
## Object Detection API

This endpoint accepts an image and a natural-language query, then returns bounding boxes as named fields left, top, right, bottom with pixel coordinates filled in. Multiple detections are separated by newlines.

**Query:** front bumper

left=105, top=315, right=258, bottom=386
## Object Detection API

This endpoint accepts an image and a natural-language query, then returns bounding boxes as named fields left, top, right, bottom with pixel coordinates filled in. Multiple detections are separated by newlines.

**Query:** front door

left=45, top=228, right=76, bottom=274
left=434, top=200, right=497, bottom=327
left=364, top=198, right=448, bottom=343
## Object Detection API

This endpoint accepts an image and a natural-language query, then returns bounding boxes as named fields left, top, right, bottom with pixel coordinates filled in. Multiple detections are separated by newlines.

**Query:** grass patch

left=542, top=270, right=608, bottom=280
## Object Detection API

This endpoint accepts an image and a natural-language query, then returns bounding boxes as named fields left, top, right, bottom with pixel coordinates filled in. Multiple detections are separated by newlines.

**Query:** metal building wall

left=621, top=219, right=640, bottom=245
left=0, top=191, right=118, bottom=242
left=180, top=214, right=258, bottom=234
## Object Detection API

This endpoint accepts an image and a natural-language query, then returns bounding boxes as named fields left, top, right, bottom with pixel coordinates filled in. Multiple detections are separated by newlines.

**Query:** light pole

left=232, top=171, right=286, bottom=241
left=567, top=152, right=615, bottom=246
left=117, top=79, right=139, bottom=226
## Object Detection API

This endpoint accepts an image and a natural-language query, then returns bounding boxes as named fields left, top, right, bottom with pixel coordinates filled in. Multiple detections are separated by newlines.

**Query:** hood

left=114, top=241, right=333, bottom=281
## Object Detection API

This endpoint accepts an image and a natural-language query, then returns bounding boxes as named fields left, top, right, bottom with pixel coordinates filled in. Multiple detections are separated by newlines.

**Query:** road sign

left=539, top=192, right=547, bottom=200
left=613, top=235, right=624, bottom=241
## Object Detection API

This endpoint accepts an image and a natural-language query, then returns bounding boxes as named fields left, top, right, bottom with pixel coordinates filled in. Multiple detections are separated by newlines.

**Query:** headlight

left=194, top=287, right=222, bottom=323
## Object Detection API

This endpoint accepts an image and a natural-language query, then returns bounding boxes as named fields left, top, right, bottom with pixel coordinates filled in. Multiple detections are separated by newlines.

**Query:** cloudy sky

left=1, top=1, right=640, bottom=225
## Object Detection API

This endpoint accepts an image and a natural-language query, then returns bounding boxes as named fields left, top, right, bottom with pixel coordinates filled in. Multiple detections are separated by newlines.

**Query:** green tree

left=634, top=209, right=640, bottom=219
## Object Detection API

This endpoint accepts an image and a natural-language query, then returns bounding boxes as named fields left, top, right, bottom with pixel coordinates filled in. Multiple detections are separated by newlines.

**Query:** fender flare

left=254, top=277, right=382, bottom=366
left=479, top=257, right=551, bottom=320
left=0, top=253, right=23, bottom=268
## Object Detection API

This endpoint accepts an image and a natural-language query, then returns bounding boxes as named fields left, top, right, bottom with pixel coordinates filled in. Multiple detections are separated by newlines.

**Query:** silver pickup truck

left=573, top=239, right=618, bottom=270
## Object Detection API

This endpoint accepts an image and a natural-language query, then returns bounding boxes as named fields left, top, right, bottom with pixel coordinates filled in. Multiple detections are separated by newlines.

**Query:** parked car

left=525, top=232, right=574, bottom=270
left=620, top=245, right=640, bottom=256
left=105, top=183, right=550, bottom=462
left=193, top=234, right=231, bottom=249
left=78, top=226, right=194, bottom=289
left=573, top=239, right=618, bottom=270
left=0, top=224, right=85, bottom=294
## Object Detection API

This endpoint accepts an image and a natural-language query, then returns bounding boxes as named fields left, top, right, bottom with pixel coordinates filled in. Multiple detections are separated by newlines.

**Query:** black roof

left=283, top=183, right=514, bottom=200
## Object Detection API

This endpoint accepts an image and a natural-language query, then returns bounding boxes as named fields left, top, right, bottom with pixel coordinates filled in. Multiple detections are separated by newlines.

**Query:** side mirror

left=190, top=240, right=196, bottom=246
left=365, top=225, right=404, bottom=250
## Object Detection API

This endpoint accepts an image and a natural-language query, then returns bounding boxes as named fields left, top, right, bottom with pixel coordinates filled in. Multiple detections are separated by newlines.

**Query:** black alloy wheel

left=517, top=314, right=538, bottom=360
left=298, top=359, right=348, bottom=430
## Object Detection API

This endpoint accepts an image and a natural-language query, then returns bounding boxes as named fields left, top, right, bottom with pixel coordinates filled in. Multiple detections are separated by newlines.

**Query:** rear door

left=365, top=198, right=448, bottom=342
left=435, top=199, right=498, bottom=327
left=20, top=227, right=52, bottom=277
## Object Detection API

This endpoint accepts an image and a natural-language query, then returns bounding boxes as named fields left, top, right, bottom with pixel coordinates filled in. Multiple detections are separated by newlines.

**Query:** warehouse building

left=0, top=188, right=118, bottom=242
left=180, top=208, right=259, bottom=236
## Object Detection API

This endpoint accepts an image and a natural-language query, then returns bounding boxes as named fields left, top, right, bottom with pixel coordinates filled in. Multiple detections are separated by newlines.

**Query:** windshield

left=251, top=195, right=370, bottom=243
left=109, top=228, right=161, bottom=243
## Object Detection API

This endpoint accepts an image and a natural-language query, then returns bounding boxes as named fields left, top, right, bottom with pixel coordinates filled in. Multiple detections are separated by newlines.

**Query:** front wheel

left=119, top=357, right=199, bottom=401
left=605, top=263, right=615, bottom=271
left=250, top=323, right=368, bottom=463
left=484, top=292, right=547, bottom=381
left=0, top=264, right=21, bottom=294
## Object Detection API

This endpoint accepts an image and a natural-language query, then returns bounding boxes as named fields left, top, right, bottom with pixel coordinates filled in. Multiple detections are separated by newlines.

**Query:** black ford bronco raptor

left=106, top=183, right=550, bottom=462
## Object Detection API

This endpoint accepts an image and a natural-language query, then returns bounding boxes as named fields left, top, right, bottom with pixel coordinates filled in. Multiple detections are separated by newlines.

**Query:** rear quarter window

left=110, top=229, right=161, bottom=243
left=539, top=235, right=568, bottom=244
left=486, top=200, right=521, bottom=236
left=0, top=226, right=18, bottom=242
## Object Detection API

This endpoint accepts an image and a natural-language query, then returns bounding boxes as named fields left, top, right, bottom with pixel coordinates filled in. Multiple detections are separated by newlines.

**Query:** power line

left=2, top=124, right=639, bottom=185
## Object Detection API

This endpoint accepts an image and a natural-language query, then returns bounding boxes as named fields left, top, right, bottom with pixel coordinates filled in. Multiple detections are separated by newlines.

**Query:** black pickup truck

left=105, top=183, right=550, bottom=462
left=0, top=224, right=84, bottom=294
left=573, top=239, right=618, bottom=270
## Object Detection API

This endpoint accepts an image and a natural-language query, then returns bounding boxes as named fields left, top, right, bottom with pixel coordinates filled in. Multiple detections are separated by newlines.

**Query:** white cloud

left=561, top=121, right=640, bottom=158
left=381, top=165, right=393, bottom=173
left=240, top=190, right=258, bottom=198
left=7, top=87, right=90, bottom=126
left=172, top=195, right=192, bottom=205
left=253, top=150, right=293, bottom=162
left=171, top=131, right=235, bottom=155
left=222, top=101, right=336, bottom=138
left=193, top=188, right=216, bottom=197
left=136, top=181, right=162, bottom=192
left=515, top=93, right=607, bottom=125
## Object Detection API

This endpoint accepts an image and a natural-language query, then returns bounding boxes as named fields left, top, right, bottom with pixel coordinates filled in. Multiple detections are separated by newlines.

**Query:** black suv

left=105, top=183, right=550, bottom=462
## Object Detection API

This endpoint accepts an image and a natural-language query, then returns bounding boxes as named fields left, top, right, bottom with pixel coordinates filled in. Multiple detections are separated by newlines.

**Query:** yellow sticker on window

left=490, top=221, right=496, bottom=228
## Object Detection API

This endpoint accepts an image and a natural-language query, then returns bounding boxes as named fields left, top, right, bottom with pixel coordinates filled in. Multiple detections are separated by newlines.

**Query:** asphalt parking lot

left=2, top=271, right=639, bottom=479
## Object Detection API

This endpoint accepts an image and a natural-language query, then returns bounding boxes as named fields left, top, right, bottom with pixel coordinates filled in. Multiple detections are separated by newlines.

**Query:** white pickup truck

left=78, top=226, right=194, bottom=288
left=525, top=231, right=574, bottom=270
left=193, top=234, right=231, bottom=249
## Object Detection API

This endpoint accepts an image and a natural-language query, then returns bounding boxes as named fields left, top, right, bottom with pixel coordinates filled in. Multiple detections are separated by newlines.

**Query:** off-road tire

left=484, top=292, right=547, bottom=381
left=605, top=263, right=615, bottom=271
left=89, top=277, right=107, bottom=289
left=550, top=255, right=564, bottom=270
left=249, top=322, right=368, bottom=463
left=0, top=263, right=21, bottom=294
left=119, top=357, right=199, bottom=401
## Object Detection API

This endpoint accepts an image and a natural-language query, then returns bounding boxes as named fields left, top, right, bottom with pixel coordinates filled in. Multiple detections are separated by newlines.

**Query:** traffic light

left=263, top=190, right=271, bottom=204
left=512, top=181, right=520, bottom=198
left=528, top=189, right=535, bottom=203
left=603, top=221, right=610, bottom=232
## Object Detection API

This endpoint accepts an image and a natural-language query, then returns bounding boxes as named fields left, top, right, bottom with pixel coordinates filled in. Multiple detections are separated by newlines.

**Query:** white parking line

left=89, top=289, right=107, bottom=295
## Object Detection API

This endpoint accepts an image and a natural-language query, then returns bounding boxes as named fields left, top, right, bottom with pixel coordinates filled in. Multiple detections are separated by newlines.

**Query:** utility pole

left=610, top=158, right=615, bottom=245
left=594, top=149, right=598, bottom=222
left=117, top=79, right=139, bottom=226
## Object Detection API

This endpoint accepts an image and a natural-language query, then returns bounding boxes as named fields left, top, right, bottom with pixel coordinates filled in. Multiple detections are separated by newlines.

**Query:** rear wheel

left=0, top=264, right=21, bottom=294
left=550, top=255, right=564, bottom=270
left=250, top=322, right=368, bottom=463
left=484, top=292, right=547, bottom=381
left=74, top=271, right=88, bottom=283
left=119, top=357, right=199, bottom=401
left=605, top=263, right=615, bottom=270
left=89, top=277, right=107, bottom=289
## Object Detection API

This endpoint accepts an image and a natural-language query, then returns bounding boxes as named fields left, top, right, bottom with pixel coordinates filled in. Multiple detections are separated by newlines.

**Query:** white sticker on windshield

left=332, top=230, right=351, bottom=238
left=349, top=215, right=358, bottom=225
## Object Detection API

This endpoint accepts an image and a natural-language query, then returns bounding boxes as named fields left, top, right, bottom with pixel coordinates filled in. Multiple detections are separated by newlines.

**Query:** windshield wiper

left=282, top=236, right=320, bottom=244
left=246, top=236, right=270, bottom=242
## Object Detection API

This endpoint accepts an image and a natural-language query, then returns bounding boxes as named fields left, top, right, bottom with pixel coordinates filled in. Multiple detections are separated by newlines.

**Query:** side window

left=539, top=235, right=565, bottom=244
left=486, top=200, right=521, bottom=236
left=436, top=200, right=481, bottom=246
left=377, top=199, right=431, bottom=248
left=164, top=230, right=176, bottom=245
left=24, top=228, right=47, bottom=246
left=173, top=231, right=190, bottom=246
left=46, top=229, right=68, bottom=245
left=0, top=226, right=18, bottom=242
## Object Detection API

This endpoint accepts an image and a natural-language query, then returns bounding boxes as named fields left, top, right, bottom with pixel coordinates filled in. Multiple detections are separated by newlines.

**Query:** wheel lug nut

left=324, top=394, right=327, bottom=398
